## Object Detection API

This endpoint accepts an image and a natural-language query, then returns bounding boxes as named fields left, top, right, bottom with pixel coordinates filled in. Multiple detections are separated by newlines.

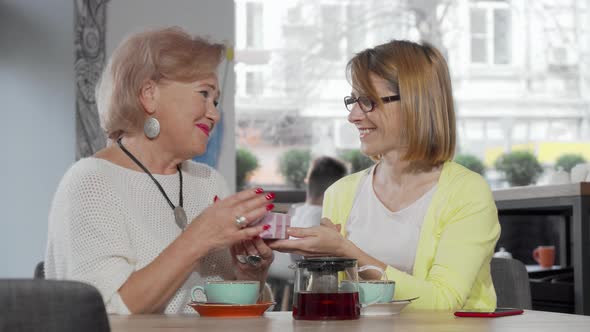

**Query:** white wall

left=0, top=0, right=75, bottom=277
left=107, top=0, right=236, bottom=190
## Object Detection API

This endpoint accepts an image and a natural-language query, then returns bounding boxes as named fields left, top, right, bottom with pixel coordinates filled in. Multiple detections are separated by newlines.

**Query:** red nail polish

left=263, top=224, right=271, bottom=230
left=266, top=204, right=274, bottom=211
left=255, top=188, right=264, bottom=194
left=265, top=192, right=275, bottom=200
left=213, top=195, right=219, bottom=202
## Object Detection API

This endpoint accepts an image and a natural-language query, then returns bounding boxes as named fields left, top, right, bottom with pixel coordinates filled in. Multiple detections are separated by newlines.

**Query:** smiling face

left=153, top=74, right=221, bottom=159
left=348, top=74, right=403, bottom=158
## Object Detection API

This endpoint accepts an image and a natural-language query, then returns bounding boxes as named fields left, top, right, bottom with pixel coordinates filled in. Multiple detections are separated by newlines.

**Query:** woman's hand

left=183, top=188, right=275, bottom=259
left=268, top=218, right=351, bottom=257
left=230, top=237, right=274, bottom=283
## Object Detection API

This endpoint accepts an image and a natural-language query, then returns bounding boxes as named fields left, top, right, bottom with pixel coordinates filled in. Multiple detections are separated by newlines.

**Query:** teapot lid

left=296, top=257, right=357, bottom=272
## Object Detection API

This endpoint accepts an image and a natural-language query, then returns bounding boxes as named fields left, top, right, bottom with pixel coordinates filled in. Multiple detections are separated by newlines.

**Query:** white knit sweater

left=45, top=158, right=235, bottom=314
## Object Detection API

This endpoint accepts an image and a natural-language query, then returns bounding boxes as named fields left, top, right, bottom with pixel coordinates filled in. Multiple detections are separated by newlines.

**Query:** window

left=465, top=120, right=485, bottom=140
left=531, top=121, right=549, bottom=140
left=321, top=4, right=343, bottom=60
left=245, top=71, right=264, bottom=96
left=346, top=4, right=365, bottom=56
left=469, top=1, right=511, bottom=65
left=511, top=122, right=528, bottom=141
left=486, top=121, right=504, bottom=140
left=549, top=121, right=577, bottom=141
left=246, top=2, right=263, bottom=49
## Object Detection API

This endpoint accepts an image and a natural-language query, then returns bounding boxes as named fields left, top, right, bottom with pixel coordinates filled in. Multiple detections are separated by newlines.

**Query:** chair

left=34, top=261, right=44, bottom=279
left=490, top=257, right=533, bottom=309
left=0, top=279, right=110, bottom=332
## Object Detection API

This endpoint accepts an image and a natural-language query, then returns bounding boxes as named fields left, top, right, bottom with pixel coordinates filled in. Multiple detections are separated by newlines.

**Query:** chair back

left=0, top=279, right=110, bottom=332
left=490, top=257, right=532, bottom=309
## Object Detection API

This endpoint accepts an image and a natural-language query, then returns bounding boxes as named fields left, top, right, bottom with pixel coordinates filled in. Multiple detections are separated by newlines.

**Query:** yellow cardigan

left=322, top=161, right=500, bottom=311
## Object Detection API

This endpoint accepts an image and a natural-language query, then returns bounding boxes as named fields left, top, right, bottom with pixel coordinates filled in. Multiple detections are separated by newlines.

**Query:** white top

left=346, top=166, right=436, bottom=275
left=45, top=158, right=233, bottom=314
left=290, top=203, right=323, bottom=228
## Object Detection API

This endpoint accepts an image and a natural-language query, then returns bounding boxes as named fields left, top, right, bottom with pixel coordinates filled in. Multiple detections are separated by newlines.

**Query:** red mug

left=533, top=246, right=555, bottom=268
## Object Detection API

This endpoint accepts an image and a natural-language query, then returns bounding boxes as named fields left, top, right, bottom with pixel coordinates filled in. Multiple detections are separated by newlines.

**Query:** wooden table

left=109, top=311, right=590, bottom=332
left=493, top=182, right=590, bottom=315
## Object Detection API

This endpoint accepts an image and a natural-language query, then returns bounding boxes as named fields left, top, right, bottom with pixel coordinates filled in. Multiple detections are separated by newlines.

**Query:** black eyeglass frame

left=343, top=95, right=400, bottom=113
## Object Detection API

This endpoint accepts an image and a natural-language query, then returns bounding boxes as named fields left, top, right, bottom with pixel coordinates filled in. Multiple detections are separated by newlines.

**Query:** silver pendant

left=174, top=206, right=188, bottom=230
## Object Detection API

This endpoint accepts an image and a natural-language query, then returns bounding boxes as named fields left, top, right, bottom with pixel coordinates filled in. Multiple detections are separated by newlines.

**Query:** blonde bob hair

left=96, top=27, right=225, bottom=140
left=346, top=40, right=456, bottom=166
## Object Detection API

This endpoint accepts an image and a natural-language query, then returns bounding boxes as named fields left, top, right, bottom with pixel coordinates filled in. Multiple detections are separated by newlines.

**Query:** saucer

left=361, top=300, right=411, bottom=316
left=188, top=302, right=275, bottom=317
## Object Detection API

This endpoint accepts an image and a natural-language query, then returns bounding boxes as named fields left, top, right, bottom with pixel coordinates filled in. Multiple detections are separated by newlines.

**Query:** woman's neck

left=117, top=135, right=183, bottom=175
left=375, top=150, right=440, bottom=190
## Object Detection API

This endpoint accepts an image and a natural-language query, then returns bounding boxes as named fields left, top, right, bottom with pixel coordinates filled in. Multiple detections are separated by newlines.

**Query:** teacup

left=358, top=280, right=396, bottom=305
left=191, top=280, right=260, bottom=305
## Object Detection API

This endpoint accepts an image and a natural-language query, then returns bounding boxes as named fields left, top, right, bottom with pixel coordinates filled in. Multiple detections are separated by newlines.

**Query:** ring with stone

left=246, top=255, right=262, bottom=266
left=235, top=215, right=248, bottom=228
left=235, top=254, right=261, bottom=266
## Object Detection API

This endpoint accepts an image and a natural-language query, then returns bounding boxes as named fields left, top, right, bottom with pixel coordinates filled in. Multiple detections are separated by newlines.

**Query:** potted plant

left=494, top=151, right=543, bottom=186
left=236, top=147, right=259, bottom=190
left=279, top=149, right=311, bottom=189
left=555, top=154, right=586, bottom=173
left=454, top=153, right=486, bottom=176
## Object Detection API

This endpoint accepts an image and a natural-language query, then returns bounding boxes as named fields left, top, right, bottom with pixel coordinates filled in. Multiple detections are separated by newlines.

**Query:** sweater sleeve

left=46, top=167, right=135, bottom=314
left=383, top=175, right=500, bottom=311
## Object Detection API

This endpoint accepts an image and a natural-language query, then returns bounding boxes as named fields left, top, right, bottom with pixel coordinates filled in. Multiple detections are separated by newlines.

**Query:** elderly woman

left=270, top=40, right=501, bottom=311
left=45, top=27, right=275, bottom=314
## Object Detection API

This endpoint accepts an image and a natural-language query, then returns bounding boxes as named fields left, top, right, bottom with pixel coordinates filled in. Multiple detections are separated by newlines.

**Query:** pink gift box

left=253, top=213, right=290, bottom=239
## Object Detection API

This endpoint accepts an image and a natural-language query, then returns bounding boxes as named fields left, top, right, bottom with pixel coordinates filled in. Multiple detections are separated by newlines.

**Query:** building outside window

left=235, top=0, right=590, bottom=189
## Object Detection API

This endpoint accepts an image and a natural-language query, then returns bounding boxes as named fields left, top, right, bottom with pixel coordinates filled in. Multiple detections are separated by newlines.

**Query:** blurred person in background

left=290, top=156, right=348, bottom=228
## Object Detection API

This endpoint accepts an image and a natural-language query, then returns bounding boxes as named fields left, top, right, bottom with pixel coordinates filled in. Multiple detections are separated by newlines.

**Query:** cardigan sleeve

left=383, top=175, right=500, bottom=311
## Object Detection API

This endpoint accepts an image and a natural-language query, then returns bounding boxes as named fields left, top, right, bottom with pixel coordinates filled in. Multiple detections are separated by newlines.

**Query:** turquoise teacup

left=358, top=280, right=396, bottom=305
left=190, top=281, right=260, bottom=305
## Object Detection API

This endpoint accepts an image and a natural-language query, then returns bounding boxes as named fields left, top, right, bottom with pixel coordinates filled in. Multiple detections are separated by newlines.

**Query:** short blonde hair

left=96, top=27, right=225, bottom=139
left=346, top=40, right=456, bottom=165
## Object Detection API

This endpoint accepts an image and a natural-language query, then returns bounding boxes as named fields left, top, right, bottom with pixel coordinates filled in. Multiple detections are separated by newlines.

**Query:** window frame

left=468, top=0, right=512, bottom=67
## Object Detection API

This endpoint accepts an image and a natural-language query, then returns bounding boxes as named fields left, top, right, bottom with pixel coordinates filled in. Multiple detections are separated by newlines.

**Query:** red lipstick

left=195, top=123, right=210, bottom=136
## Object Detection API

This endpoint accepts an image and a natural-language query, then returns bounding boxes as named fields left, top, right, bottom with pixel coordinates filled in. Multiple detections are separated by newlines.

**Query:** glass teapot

left=292, top=257, right=361, bottom=320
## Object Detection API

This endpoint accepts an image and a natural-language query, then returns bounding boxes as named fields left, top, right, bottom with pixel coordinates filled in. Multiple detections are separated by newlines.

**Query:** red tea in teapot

left=293, top=291, right=360, bottom=320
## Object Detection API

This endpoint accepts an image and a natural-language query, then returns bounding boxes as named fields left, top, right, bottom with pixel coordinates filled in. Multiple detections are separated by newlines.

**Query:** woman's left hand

left=268, top=218, right=350, bottom=257
left=230, top=236, right=274, bottom=282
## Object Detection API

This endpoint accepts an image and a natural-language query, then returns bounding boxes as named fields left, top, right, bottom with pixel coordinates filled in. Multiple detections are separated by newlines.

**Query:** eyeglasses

left=343, top=95, right=400, bottom=113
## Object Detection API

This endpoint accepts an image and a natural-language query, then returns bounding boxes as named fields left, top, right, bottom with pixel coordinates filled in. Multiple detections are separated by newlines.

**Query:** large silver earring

left=144, top=117, right=160, bottom=139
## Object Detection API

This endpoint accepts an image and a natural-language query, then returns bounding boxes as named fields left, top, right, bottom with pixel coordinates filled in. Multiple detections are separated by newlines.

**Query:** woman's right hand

left=184, top=188, right=275, bottom=257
